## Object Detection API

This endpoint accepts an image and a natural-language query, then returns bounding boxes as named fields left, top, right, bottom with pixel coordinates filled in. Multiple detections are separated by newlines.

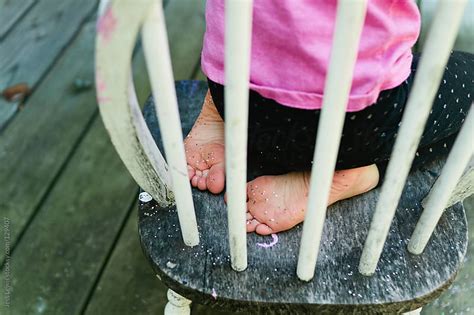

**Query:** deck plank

left=0, top=20, right=98, bottom=265
left=84, top=0, right=206, bottom=313
left=0, top=0, right=37, bottom=39
left=0, top=117, right=137, bottom=314
left=0, top=0, right=470, bottom=314
left=164, top=0, right=206, bottom=80
left=0, top=0, right=97, bottom=129
left=84, top=202, right=169, bottom=315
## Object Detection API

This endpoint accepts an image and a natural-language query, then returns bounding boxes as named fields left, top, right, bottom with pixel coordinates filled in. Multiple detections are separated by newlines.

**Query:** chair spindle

left=296, top=0, right=368, bottom=281
left=224, top=0, right=254, bottom=272
left=408, top=108, right=473, bottom=255
left=358, top=0, right=468, bottom=276
left=141, top=0, right=200, bottom=246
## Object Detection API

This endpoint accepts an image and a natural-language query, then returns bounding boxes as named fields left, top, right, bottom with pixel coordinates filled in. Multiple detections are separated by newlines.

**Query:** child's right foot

left=245, top=165, right=380, bottom=235
left=184, top=91, right=226, bottom=194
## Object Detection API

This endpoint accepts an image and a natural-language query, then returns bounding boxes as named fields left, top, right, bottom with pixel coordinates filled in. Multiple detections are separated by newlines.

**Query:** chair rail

left=95, top=0, right=199, bottom=246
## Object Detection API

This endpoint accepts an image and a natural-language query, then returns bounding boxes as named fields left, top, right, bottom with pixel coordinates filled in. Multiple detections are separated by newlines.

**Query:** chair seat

left=138, top=80, right=468, bottom=314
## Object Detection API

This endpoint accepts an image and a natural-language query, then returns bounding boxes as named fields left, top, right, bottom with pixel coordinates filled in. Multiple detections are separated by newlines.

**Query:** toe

left=256, top=224, right=274, bottom=235
left=247, top=219, right=259, bottom=233
left=197, top=175, right=207, bottom=190
left=207, top=162, right=225, bottom=194
left=191, top=175, right=199, bottom=187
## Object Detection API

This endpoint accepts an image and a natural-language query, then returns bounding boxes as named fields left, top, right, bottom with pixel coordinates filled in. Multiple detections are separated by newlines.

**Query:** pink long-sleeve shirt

left=201, top=0, right=421, bottom=111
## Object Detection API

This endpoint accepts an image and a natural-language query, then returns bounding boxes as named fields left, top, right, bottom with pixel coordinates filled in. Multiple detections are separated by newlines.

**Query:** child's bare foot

left=245, top=165, right=380, bottom=235
left=184, top=91, right=225, bottom=194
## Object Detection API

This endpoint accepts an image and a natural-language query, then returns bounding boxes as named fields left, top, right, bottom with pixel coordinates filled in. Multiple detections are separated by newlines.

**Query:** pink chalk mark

left=211, top=288, right=217, bottom=299
left=95, top=72, right=111, bottom=103
left=97, top=95, right=111, bottom=103
left=256, top=233, right=279, bottom=248
left=96, top=77, right=106, bottom=92
left=97, top=6, right=117, bottom=42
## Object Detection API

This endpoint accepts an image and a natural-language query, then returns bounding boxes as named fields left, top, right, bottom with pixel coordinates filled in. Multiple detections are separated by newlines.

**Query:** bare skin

left=185, top=90, right=380, bottom=234
left=184, top=91, right=226, bottom=194
left=245, top=166, right=380, bottom=235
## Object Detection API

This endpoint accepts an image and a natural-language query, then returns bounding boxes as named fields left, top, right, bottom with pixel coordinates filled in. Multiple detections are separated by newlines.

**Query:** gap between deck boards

left=0, top=0, right=206, bottom=313
left=0, top=0, right=98, bottom=131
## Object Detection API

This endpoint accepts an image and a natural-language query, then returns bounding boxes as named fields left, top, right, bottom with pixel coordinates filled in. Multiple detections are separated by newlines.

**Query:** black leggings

left=208, top=51, right=473, bottom=180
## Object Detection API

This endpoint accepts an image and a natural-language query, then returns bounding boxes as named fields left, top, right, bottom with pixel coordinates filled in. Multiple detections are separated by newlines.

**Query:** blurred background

left=0, top=0, right=472, bottom=314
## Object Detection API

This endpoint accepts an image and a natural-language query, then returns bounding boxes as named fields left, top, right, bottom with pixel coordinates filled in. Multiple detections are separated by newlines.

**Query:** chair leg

left=403, top=307, right=422, bottom=315
left=164, top=289, right=192, bottom=315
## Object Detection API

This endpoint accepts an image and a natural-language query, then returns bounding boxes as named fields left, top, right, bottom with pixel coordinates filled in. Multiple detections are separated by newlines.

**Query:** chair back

left=95, top=0, right=473, bottom=281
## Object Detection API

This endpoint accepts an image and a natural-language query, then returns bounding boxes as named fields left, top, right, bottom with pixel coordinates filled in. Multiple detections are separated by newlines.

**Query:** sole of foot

left=245, top=165, right=380, bottom=235
left=184, top=91, right=226, bottom=194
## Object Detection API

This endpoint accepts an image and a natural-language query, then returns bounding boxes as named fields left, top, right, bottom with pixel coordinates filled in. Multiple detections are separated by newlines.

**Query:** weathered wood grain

left=138, top=81, right=468, bottom=314
left=84, top=80, right=204, bottom=315
left=0, top=0, right=97, bottom=128
left=84, top=0, right=206, bottom=311
left=422, top=195, right=474, bottom=314
left=0, top=21, right=98, bottom=265
left=0, top=117, right=136, bottom=314
left=0, top=0, right=37, bottom=39
left=0, top=103, right=17, bottom=131
left=83, top=204, right=169, bottom=315
left=96, top=0, right=208, bottom=213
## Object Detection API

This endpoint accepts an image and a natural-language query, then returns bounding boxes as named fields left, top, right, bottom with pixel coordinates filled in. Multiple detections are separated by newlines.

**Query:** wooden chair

left=95, top=0, right=473, bottom=314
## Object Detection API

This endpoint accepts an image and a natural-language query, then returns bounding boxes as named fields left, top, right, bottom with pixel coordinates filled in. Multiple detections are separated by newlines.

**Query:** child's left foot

left=184, top=91, right=225, bottom=194
left=246, top=165, right=379, bottom=235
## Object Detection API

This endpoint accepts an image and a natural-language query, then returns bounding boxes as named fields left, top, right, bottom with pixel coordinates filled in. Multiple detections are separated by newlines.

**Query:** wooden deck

left=0, top=1, right=472, bottom=314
